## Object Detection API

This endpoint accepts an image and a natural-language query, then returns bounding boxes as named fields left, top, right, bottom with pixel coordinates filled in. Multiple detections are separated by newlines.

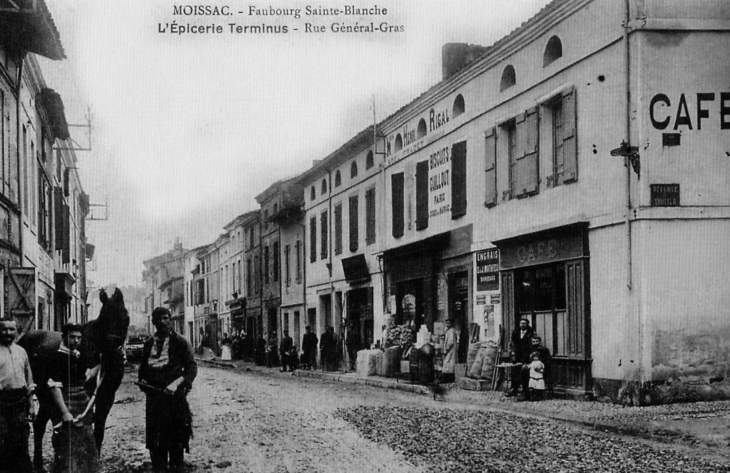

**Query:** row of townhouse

left=146, top=0, right=730, bottom=404
left=1, top=2, right=92, bottom=332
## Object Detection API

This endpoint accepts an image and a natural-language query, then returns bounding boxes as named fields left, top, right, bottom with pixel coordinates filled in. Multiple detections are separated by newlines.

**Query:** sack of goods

left=467, top=342, right=488, bottom=379
left=479, top=341, right=500, bottom=380
left=356, top=349, right=381, bottom=377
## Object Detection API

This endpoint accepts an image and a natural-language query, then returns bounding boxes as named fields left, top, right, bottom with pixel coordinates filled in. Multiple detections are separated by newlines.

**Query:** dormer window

left=335, top=170, right=342, bottom=187
left=543, top=36, right=563, bottom=67
left=350, top=161, right=358, bottom=178
left=321, top=178, right=327, bottom=195
left=394, top=134, right=403, bottom=152
left=310, top=186, right=316, bottom=200
left=500, top=65, right=516, bottom=91
left=366, top=150, right=374, bottom=170
left=417, top=119, right=427, bottom=138
left=453, top=94, right=465, bottom=117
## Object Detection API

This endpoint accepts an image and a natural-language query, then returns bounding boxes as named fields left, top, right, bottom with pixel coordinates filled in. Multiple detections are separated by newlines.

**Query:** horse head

left=92, top=287, right=130, bottom=355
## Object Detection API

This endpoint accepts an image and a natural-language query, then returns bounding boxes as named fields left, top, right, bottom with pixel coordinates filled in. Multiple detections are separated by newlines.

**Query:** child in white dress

left=528, top=351, right=545, bottom=400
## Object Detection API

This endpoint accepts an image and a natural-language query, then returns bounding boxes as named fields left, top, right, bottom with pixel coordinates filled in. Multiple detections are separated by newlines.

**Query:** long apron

left=52, top=386, right=99, bottom=473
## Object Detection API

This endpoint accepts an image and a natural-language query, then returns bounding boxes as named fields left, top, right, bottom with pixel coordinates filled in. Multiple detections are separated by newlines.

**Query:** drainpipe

left=623, top=0, right=633, bottom=292
left=16, top=57, right=24, bottom=266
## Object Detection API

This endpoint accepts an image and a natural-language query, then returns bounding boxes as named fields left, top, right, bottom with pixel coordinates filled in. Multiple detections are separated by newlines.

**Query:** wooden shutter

left=366, top=188, right=376, bottom=245
left=501, top=271, right=514, bottom=356
left=349, top=195, right=359, bottom=252
left=391, top=173, right=404, bottom=238
left=515, top=108, right=539, bottom=197
left=309, top=217, right=317, bottom=262
left=562, top=89, right=578, bottom=182
left=415, top=160, right=429, bottom=230
left=54, top=187, right=64, bottom=248
left=334, top=203, right=343, bottom=255
left=566, top=260, right=585, bottom=357
left=320, top=211, right=328, bottom=259
left=484, top=127, right=497, bottom=207
left=451, top=141, right=467, bottom=219
left=62, top=203, right=70, bottom=263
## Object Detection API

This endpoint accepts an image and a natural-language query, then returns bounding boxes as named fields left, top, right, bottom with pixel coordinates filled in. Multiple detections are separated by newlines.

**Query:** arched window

left=366, top=150, right=374, bottom=170
left=335, top=170, right=342, bottom=187
left=321, top=178, right=327, bottom=195
left=500, top=65, right=516, bottom=91
left=350, top=161, right=358, bottom=178
left=310, top=186, right=316, bottom=200
left=273, top=203, right=278, bottom=214
left=394, top=134, right=403, bottom=152
left=453, top=94, right=465, bottom=117
left=417, top=119, right=427, bottom=138
left=543, top=36, right=562, bottom=67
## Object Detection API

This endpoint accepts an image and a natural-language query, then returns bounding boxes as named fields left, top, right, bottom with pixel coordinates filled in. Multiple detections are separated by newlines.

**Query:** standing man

left=301, top=326, right=318, bottom=370
left=279, top=330, right=295, bottom=372
left=345, top=323, right=360, bottom=372
left=0, top=318, right=35, bottom=473
left=320, top=326, right=337, bottom=371
left=506, top=318, right=534, bottom=398
left=47, top=323, right=99, bottom=473
left=139, top=307, right=198, bottom=472
left=441, top=319, right=458, bottom=383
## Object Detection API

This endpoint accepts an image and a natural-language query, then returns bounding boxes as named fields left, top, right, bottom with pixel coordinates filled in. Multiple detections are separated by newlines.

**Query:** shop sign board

left=476, top=295, right=486, bottom=305
left=476, top=248, right=499, bottom=291
left=498, top=230, right=585, bottom=270
left=650, top=184, right=680, bottom=207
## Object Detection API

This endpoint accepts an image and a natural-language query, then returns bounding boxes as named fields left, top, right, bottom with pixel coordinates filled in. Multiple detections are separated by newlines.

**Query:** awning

left=342, top=254, right=370, bottom=283
left=0, top=1, right=65, bottom=60
left=38, top=88, right=69, bottom=140
left=381, top=231, right=450, bottom=260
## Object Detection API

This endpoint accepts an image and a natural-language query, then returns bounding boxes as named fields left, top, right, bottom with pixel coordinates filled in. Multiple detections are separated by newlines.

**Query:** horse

left=18, top=287, right=130, bottom=471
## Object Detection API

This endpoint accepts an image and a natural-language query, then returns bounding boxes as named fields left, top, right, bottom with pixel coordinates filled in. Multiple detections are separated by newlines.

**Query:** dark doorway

left=448, top=271, right=469, bottom=363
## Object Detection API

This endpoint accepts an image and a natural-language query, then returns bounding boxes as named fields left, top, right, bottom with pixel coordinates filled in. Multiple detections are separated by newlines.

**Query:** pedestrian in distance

left=301, top=325, right=318, bottom=370
left=266, top=331, right=278, bottom=368
left=345, top=322, right=360, bottom=372
left=280, top=330, right=295, bottom=372
left=320, top=326, right=338, bottom=371
left=441, top=319, right=458, bottom=383
left=138, top=307, right=198, bottom=472
left=47, top=323, right=99, bottom=473
left=0, top=318, right=35, bottom=473
left=255, top=332, right=266, bottom=366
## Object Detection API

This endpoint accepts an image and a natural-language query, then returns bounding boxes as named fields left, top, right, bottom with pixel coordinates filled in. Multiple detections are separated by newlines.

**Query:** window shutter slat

left=563, top=90, right=578, bottom=182
left=484, top=127, right=497, bottom=206
left=391, top=173, right=404, bottom=238
left=516, top=108, right=539, bottom=196
left=415, top=161, right=429, bottom=230
left=451, top=141, right=467, bottom=219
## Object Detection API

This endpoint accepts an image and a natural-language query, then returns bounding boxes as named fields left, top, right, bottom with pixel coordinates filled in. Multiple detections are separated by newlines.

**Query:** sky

left=38, top=0, right=552, bottom=288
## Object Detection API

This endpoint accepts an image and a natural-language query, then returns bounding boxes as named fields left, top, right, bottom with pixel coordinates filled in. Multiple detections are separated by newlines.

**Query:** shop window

left=366, top=150, right=374, bottom=170
left=310, top=186, right=316, bottom=201
left=349, top=195, right=359, bottom=252
left=543, top=36, right=563, bottom=67
left=309, top=217, right=317, bottom=263
left=365, top=187, right=375, bottom=245
left=417, top=119, right=427, bottom=138
left=320, top=211, right=328, bottom=259
left=334, top=203, right=343, bottom=255
left=500, top=65, right=516, bottom=91
left=350, top=160, right=358, bottom=178
left=394, top=134, right=403, bottom=152
left=415, top=161, right=429, bottom=230
left=391, top=173, right=404, bottom=238
left=484, top=127, right=497, bottom=207
left=335, top=170, right=341, bottom=187
left=546, top=89, right=578, bottom=187
left=451, top=141, right=467, bottom=219
left=321, top=178, right=327, bottom=195
left=453, top=94, right=465, bottom=117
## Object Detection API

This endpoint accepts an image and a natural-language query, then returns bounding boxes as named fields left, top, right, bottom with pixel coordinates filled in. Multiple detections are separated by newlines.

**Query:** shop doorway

left=267, top=308, right=278, bottom=336
left=346, top=287, right=373, bottom=350
left=448, top=271, right=470, bottom=364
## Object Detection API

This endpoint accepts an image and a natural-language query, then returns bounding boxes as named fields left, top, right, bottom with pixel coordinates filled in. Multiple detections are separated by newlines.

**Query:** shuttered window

left=484, top=127, right=497, bottom=206
left=562, top=90, right=578, bottom=183
left=451, top=141, right=467, bottom=219
left=334, top=203, right=343, bottom=255
left=320, top=211, right=328, bottom=259
left=365, top=188, right=376, bottom=245
left=391, top=173, right=404, bottom=238
left=514, top=107, right=539, bottom=197
left=273, top=241, right=279, bottom=283
left=415, top=160, right=429, bottom=230
left=547, top=89, right=578, bottom=187
left=309, top=217, right=317, bottom=263
left=349, top=195, right=359, bottom=252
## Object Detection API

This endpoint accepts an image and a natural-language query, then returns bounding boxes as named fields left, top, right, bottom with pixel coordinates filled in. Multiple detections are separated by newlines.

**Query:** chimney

left=174, top=237, right=182, bottom=251
left=442, top=43, right=488, bottom=80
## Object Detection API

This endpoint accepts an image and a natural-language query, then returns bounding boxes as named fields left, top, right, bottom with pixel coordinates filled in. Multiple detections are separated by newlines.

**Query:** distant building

left=142, top=241, right=187, bottom=334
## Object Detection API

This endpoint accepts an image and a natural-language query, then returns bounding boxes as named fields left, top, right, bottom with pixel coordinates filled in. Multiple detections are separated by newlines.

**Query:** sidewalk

left=196, top=357, right=730, bottom=456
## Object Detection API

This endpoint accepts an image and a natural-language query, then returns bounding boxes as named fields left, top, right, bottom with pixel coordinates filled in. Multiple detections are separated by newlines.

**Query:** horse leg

left=94, top=372, right=123, bottom=454
left=32, top=402, right=51, bottom=472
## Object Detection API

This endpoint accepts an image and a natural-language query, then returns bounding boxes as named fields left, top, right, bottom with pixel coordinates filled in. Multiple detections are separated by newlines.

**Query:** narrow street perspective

left=35, top=363, right=730, bottom=473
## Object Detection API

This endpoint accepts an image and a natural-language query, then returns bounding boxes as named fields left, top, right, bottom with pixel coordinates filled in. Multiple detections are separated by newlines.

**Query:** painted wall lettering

left=649, top=92, right=730, bottom=130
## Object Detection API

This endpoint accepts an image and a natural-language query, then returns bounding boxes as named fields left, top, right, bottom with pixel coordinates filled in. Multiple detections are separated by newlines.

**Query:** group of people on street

left=505, top=317, right=552, bottom=401
left=250, top=324, right=345, bottom=372
left=0, top=307, right=198, bottom=473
